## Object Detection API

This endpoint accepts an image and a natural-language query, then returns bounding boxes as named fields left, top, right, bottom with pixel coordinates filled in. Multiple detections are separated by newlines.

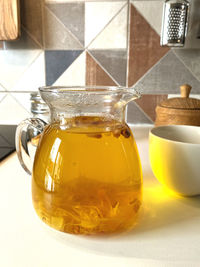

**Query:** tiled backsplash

left=0, top=0, right=200, bottom=125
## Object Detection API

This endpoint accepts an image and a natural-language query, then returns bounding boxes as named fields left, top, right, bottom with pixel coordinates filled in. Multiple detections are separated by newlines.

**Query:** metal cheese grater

left=161, top=0, right=190, bottom=47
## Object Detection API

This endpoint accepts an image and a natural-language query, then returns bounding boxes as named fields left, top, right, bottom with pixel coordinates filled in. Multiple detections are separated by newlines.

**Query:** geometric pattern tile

left=89, top=50, right=127, bottom=86
left=0, top=0, right=199, bottom=126
left=45, top=50, right=83, bottom=86
left=46, top=3, right=85, bottom=46
left=0, top=94, right=30, bottom=124
left=184, top=1, right=200, bottom=49
left=12, top=52, right=45, bottom=92
left=184, top=29, right=200, bottom=50
left=44, top=7, right=83, bottom=50
left=127, top=101, right=153, bottom=124
left=128, top=4, right=169, bottom=87
left=88, top=4, right=127, bottom=49
left=135, top=94, right=168, bottom=122
left=86, top=52, right=117, bottom=86
left=4, top=28, right=40, bottom=50
left=85, top=1, right=126, bottom=47
left=11, top=93, right=32, bottom=114
left=54, top=52, right=86, bottom=86
left=0, top=85, right=6, bottom=103
left=20, top=0, right=44, bottom=47
left=173, top=49, right=200, bottom=83
left=133, top=51, right=200, bottom=94
left=131, top=1, right=163, bottom=36
left=0, top=49, right=42, bottom=90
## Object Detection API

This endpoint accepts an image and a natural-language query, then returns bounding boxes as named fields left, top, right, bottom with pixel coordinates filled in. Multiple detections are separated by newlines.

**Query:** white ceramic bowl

left=149, top=125, right=200, bottom=196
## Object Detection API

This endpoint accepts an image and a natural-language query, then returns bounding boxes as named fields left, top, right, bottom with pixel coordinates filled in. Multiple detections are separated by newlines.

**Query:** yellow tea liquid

left=32, top=117, right=142, bottom=234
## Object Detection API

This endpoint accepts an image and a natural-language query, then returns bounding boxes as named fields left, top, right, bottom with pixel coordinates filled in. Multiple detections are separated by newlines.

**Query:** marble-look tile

left=135, top=94, right=168, bottom=122
left=0, top=49, right=42, bottom=90
left=131, top=1, right=163, bottom=36
left=54, top=52, right=86, bottom=86
left=0, top=94, right=30, bottom=124
left=85, top=1, right=125, bottom=47
left=127, top=102, right=153, bottom=124
left=173, top=49, right=200, bottom=83
left=45, top=50, right=83, bottom=86
left=11, top=52, right=45, bottom=92
left=89, top=50, right=127, bottom=86
left=128, top=4, right=169, bottom=87
left=86, top=52, right=117, bottom=86
left=89, top=4, right=127, bottom=49
left=46, top=3, right=85, bottom=45
left=21, top=0, right=44, bottom=47
left=133, top=51, right=200, bottom=94
left=44, top=7, right=83, bottom=50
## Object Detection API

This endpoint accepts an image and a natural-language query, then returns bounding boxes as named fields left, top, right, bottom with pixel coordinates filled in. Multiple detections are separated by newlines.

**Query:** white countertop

left=1, top=125, right=200, bottom=267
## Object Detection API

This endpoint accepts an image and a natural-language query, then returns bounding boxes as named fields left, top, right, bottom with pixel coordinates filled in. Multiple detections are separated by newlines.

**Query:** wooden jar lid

left=155, top=85, right=200, bottom=126
left=159, top=84, right=200, bottom=110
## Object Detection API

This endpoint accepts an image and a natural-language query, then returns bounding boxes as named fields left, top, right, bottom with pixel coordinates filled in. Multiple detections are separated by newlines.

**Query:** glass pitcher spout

left=39, top=86, right=140, bottom=124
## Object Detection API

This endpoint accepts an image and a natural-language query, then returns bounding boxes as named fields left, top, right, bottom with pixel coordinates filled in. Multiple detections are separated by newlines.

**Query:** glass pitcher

left=16, top=86, right=143, bottom=235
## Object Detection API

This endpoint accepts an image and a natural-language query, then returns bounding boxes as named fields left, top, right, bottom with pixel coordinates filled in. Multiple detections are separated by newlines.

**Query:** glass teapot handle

left=15, top=118, right=47, bottom=175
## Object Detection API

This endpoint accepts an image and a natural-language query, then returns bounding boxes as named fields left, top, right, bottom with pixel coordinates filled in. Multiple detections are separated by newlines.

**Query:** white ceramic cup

left=149, top=125, right=200, bottom=196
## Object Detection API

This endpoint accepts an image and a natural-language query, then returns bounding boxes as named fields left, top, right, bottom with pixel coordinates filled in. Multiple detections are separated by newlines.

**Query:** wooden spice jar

left=155, top=84, right=200, bottom=126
